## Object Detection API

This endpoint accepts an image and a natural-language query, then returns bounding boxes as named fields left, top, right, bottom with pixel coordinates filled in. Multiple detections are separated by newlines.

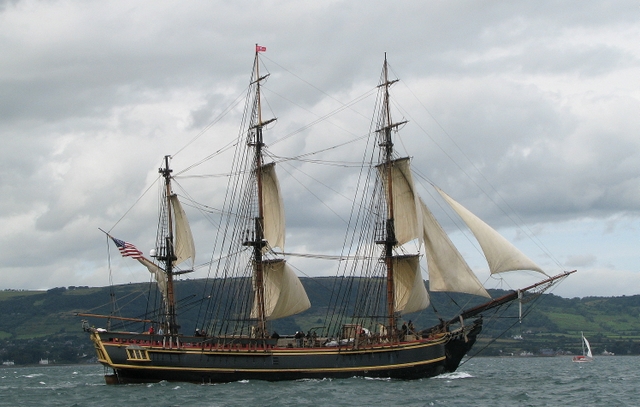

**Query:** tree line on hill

left=1, top=278, right=639, bottom=364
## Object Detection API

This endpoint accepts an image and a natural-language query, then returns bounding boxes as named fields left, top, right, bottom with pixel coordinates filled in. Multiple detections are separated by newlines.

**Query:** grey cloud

left=0, top=0, right=639, bottom=298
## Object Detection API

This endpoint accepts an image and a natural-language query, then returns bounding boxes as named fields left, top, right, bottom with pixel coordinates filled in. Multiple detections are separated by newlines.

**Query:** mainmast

left=244, top=46, right=276, bottom=338
left=376, top=54, right=407, bottom=336
left=158, top=155, right=178, bottom=334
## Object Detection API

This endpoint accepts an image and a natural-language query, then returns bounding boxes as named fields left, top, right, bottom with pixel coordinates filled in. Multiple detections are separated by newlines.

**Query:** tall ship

left=81, top=48, right=574, bottom=384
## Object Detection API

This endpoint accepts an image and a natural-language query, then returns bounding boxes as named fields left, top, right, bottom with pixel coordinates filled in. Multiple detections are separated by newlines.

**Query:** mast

left=244, top=46, right=276, bottom=338
left=159, top=155, right=178, bottom=334
left=377, top=54, right=406, bottom=336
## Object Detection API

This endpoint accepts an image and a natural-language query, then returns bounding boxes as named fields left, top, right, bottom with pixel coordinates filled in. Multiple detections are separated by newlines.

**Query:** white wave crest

left=434, top=371, right=473, bottom=380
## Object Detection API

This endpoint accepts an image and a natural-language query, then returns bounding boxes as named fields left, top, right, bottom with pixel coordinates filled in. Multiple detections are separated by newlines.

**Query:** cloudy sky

left=1, top=0, right=639, bottom=298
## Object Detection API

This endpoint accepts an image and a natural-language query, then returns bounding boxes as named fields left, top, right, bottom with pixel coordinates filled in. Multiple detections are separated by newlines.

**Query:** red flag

left=256, top=45, right=267, bottom=52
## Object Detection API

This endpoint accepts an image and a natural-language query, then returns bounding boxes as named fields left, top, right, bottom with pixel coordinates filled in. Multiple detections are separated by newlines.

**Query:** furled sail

left=436, top=187, right=545, bottom=275
left=420, top=199, right=490, bottom=298
left=378, top=157, right=422, bottom=246
left=251, top=259, right=310, bottom=320
left=137, top=257, right=168, bottom=303
left=393, top=255, right=430, bottom=315
left=169, top=194, right=195, bottom=268
left=109, top=235, right=169, bottom=303
left=261, top=162, right=285, bottom=251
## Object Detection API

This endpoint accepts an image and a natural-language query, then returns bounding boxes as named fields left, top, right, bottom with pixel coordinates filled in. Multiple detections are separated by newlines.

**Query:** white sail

left=420, top=199, right=490, bottom=298
left=261, top=162, right=286, bottom=251
left=378, top=157, right=422, bottom=246
left=393, top=255, right=430, bottom=315
left=251, top=260, right=310, bottom=320
left=169, top=194, right=195, bottom=268
left=137, top=257, right=168, bottom=303
left=584, top=334, right=593, bottom=358
left=436, top=187, right=544, bottom=275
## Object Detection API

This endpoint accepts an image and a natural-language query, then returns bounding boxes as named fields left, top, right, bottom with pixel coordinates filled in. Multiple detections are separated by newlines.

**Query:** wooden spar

left=76, top=313, right=154, bottom=323
left=242, top=50, right=277, bottom=338
left=447, top=270, right=577, bottom=325
left=252, top=48, right=269, bottom=337
left=377, top=55, right=406, bottom=336
left=159, top=155, right=178, bottom=334
left=381, top=55, right=397, bottom=335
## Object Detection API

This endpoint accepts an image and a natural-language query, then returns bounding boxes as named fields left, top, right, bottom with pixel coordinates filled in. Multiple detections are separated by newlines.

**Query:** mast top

left=159, top=155, right=173, bottom=178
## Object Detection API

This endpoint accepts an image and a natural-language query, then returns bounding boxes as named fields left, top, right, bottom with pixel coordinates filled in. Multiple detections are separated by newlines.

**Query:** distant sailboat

left=572, top=332, right=593, bottom=362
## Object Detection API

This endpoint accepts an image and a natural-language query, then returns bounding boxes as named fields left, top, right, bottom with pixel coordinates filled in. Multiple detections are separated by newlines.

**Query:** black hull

left=443, top=319, right=482, bottom=372
left=89, top=321, right=482, bottom=384
left=111, top=360, right=447, bottom=384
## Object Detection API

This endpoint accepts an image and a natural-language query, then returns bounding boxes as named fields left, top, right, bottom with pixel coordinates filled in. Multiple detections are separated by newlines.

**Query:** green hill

left=1, top=279, right=639, bottom=364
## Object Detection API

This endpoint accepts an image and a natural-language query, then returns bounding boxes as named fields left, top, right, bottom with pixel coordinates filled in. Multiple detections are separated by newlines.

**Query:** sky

left=1, top=0, right=639, bottom=298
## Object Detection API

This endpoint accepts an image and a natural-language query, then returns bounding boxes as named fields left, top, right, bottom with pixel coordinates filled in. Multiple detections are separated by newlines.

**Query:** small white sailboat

left=572, top=332, right=593, bottom=363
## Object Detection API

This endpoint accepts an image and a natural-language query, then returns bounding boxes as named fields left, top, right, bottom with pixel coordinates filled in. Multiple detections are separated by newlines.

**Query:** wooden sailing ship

left=82, top=48, right=575, bottom=384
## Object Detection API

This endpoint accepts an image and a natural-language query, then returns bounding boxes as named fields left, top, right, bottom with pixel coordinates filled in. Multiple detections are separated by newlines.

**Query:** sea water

left=0, top=356, right=637, bottom=407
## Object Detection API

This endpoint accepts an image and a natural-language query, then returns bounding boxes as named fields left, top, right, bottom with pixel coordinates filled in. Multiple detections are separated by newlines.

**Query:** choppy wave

left=434, top=371, right=474, bottom=380
left=0, top=357, right=636, bottom=407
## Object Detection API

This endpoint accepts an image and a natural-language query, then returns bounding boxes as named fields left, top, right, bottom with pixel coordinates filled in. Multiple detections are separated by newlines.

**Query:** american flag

left=111, top=237, right=144, bottom=259
left=256, top=45, right=266, bottom=52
